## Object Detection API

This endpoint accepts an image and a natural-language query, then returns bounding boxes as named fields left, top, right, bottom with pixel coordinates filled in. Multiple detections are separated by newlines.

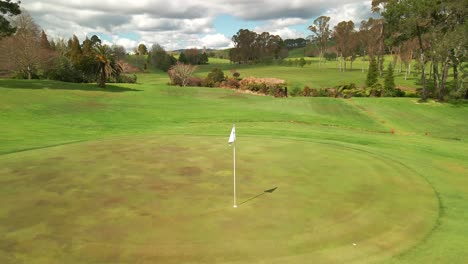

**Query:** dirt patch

left=102, top=197, right=126, bottom=206
left=180, top=166, right=203, bottom=177
left=156, top=146, right=189, bottom=154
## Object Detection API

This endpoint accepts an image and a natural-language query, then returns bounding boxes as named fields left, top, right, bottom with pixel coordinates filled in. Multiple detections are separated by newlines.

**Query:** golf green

left=0, top=135, right=438, bottom=263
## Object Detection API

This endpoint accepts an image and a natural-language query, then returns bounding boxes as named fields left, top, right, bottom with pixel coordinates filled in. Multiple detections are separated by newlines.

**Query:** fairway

left=1, top=74, right=467, bottom=263
left=0, top=135, right=438, bottom=263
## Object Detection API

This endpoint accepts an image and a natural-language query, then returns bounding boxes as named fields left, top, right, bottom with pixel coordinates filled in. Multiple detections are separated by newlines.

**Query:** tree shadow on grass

left=448, top=100, right=468, bottom=108
left=0, top=80, right=142, bottom=93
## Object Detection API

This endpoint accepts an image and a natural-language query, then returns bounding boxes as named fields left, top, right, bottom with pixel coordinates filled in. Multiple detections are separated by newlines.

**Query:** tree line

left=302, top=0, right=466, bottom=100
left=229, top=29, right=289, bottom=64
left=0, top=5, right=209, bottom=86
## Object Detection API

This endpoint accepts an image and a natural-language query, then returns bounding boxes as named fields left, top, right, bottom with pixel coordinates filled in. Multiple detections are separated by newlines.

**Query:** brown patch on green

left=180, top=166, right=202, bottom=176
left=79, top=243, right=122, bottom=263
left=102, top=197, right=125, bottom=206
left=157, top=146, right=188, bottom=153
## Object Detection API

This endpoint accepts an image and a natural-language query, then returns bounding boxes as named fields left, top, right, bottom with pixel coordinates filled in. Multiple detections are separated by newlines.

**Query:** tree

left=178, top=51, right=187, bottom=63
left=399, top=38, right=417, bottom=80
left=111, top=44, right=126, bottom=60
left=0, top=0, right=21, bottom=39
left=230, top=29, right=286, bottom=64
left=382, top=0, right=437, bottom=101
left=0, top=11, right=53, bottom=79
left=137, top=43, right=147, bottom=55
left=366, top=56, right=379, bottom=87
left=333, top=21, right=357, bottom=72
left=90, top=34, right=101, bottom=45
left=199, top=52, right=208, bottom=64
left=94, top=44, right=122, bottom=87
left=308, top=16, right=331, bottom=68
left=384, top=62, right=395, bottom=95
left=359, top=18, right=385, bottom=72
left=150, top=43, right=176, bottom=71
left=67, top=35, right=82, bottom=66
left=39, top=30, right=50, bottom=49
left=284, top=38, right=308, bottom=49
left=185, top=48, right=200, bottom=64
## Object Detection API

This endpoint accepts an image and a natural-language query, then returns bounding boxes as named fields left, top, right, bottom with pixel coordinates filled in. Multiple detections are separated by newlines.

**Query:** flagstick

left=233, top=127, right=237, bottom=208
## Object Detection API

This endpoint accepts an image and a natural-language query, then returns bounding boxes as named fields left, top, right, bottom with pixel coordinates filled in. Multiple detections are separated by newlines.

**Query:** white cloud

left=199, top=34, right=233, bottom=49
left=20, top=0, right=374, bottom=49
left=254, top=19, right=308, bottom=39
left=324, top=1, right=374, bottom=28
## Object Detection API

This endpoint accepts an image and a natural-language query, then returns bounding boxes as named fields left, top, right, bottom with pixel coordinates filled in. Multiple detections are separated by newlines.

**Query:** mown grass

left=196, top=56, right=422, bottom=90
left=0, top=68, right=467, bottom=263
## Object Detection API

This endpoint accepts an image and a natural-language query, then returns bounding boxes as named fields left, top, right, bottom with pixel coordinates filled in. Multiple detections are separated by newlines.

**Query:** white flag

left=228, top=125, right=236, bottom=144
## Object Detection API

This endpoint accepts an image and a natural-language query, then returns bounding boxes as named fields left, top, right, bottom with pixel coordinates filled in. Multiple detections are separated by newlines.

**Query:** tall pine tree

left=384, top=62, right=396, bottom=96
left=366, top=56, right=379, bottom=87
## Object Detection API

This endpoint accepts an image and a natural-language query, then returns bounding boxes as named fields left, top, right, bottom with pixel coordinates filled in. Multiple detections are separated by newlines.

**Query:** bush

left=302, top=86, right=313, bottom=96
left=369, top=83, right=383, bottom=97
left=168, top=62, right=198, bottom=86
left=116, top=74, right=137, bottom=84
left=324, top=52, right=337, bottom=61
left=230, top=69, right=241, bottom=79
left=205, top=68, right=225, bottom=86
left=45, top=56, right=85, bottom=83
left=239, top=77, right=286, bottom=96
left=299, top=58, right=306, bottom=68
left=187, top=77, right=203, bottom=87
left=223, top=78, right=240, bottom=89
left=290, top=85, right=302, bottom=96
left=335, top=83, right=357, bottom=98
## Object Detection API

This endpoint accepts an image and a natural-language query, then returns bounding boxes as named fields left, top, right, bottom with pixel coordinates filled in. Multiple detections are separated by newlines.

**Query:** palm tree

left=94, top=44, right=122, bottom=87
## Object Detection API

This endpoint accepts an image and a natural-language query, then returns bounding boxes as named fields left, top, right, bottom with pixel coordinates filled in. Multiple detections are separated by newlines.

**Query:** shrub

left=369, top=83, right=383, bottom=97
left=206, top=68, right=225, bottom=85
left=316, top=88, right=328, bottom=97
left=231, top=70, right=241, bottom=79
left=116, top=74, right=137, bottom=84
left=299, top=58, right=306, bottom=68
left=223, top=78, right=240, bottom=89
left=335, top=83, right=357, bottom=98
left=324, top=52, right=337, bottom=61
left=187, top=77, right=203, bottom=87
left=290, top=85, right=302, bottom=96
left=45, top=56, right=85, bottom=83
left=239, top=77, right=286, bottom=96
left=302, top=86, right=313, bottom=96
left=168, top=62, right=198, bottom=86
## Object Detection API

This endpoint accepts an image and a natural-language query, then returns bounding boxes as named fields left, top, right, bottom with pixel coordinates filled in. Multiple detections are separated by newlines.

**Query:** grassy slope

left=0, top=70, right=467, bottom=263
left=197, top=56, right=420, bottom=90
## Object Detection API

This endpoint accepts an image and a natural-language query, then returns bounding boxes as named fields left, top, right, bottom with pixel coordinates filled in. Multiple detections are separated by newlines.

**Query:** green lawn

left=0, top=72, right=467, bottom=263
left=196, top=56, right=422, bottom=90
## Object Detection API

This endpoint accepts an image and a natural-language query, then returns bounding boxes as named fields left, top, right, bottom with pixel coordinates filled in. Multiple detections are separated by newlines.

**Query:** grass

left=0, top=66, right=467, bottom=263
left=196, top=55, right=422, bottom=90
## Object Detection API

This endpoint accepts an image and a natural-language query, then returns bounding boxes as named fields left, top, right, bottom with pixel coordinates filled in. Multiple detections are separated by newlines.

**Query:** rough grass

left=0, top=72, right=467, bottom=263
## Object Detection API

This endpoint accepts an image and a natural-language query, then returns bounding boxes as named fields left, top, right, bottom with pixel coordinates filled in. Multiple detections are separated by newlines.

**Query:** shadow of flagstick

left=239, top=187, right=278, bottom=206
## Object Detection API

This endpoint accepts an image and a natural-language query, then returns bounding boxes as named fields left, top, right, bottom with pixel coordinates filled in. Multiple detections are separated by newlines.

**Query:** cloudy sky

left=21, top=0, right=374, bottom=51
